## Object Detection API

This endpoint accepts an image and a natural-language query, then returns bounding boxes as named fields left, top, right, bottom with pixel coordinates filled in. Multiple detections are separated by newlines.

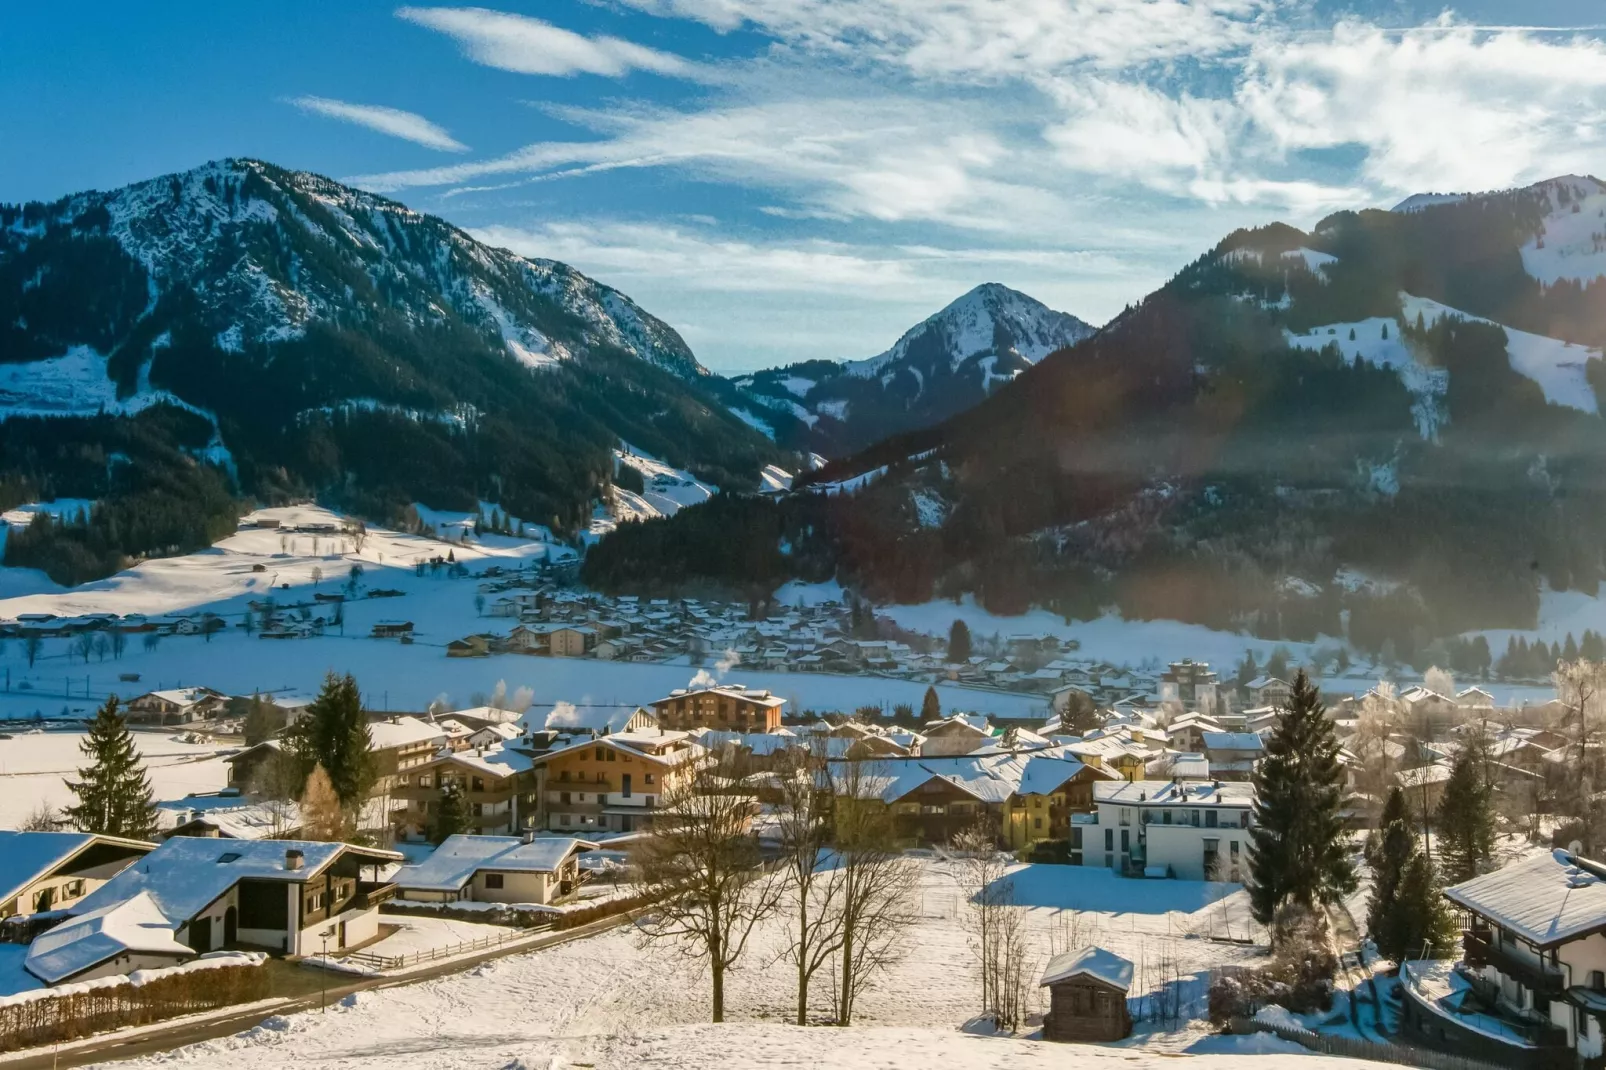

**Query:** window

left=64, top=879, right=84, bottom=899
left=1033, top=817, right=1042, bottom=830
left=606, top=750, right=616, bottom=762
left=419, top=774, right=433, bottom=789
left=595, top=747, right=605, bottom=760
left=484, top=873, right=504, bottom=890
left=471, top=777, right=485, bottom=792
left=644, top=773, right=655, bottom=785
left=559, top=770, right=570, bottom=782
left=1162, top=810, right=1172, bottom=825
left=1205, top=810, right=1218, bottom=828
left=308, top=891, right=324, bottom=912
left=218, top=852, right=242, bottom=864
left=561, top=792, right=571, bottom=805
left=1104, top=829, right=1114, bottom=850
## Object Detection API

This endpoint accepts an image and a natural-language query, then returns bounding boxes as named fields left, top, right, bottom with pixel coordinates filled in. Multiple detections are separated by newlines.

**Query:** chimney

left=522, top=828, right=535, bottom=845
left=285, top=849, right=304, bottom=871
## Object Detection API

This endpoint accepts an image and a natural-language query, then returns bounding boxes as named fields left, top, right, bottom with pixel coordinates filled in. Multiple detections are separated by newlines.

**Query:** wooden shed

left=1040, top=946, right=1133, bottom=1042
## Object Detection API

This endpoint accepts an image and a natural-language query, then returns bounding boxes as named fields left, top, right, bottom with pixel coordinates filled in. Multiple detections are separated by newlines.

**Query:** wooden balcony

left=1462, top=929, right=1566, bottom=995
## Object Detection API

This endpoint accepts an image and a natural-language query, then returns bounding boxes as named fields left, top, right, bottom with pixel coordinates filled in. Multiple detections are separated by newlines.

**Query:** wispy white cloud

left=288, top=95, right=468, bottom=152
left=397, top=6, right=695, bottom=78
left=1236, top=20, right=1606, bottom=194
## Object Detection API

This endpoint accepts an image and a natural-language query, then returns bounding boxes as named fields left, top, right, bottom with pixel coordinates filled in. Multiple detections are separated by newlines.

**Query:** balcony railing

left=353, top=881, right=398, bottom=910
left=1462, top=929, right=1567, bottom=995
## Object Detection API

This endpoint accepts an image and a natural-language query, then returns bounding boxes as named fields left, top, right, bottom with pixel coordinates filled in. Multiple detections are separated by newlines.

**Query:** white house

left=393, top=834, right=596, bottom=906
left=1402, top=849, right=1606, bottom=1064
left=34, top=837, right=401, bottom=978
left=1078, top=779, right=1255, bottom=881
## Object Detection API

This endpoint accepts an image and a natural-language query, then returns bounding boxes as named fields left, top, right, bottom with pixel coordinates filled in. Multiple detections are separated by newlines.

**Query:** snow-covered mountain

left=0, top=159, right=784, bottom=582
left=726, top=283, right=1095, bottom=457
left=588, top=174, right=1606, bottom=657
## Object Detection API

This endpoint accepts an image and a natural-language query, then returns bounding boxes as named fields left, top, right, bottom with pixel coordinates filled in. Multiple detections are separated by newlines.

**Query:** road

left=1, top=912, right=642, bottom=1070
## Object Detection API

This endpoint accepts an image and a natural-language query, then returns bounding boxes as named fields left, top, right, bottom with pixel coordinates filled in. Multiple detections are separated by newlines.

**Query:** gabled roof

left=527, top=730, right=699, bottom=768
left=1445, top=851, right=1606, bottom=948
left=1201, top=731, right=1265, bottom=752
left=25, top=890, right=192, bottom=984
left=1040, top=946, right=1133, bottom=990
left=71, top=838, right=400, bottom=928
left=651, top=684, right=786, bottom=708
left=0, top=831, right=156, bottom=907
left=395, top=835, right=598, bottom=893
left=367, top=716, right=448, bottom=750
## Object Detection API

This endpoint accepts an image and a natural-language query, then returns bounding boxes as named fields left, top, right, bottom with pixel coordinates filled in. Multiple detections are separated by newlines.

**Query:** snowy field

left=0, top=728, right=230, bottom=827
left=0, top=507, right=1053, bottom=721
left=92, top=856, right=1401, bottom=1070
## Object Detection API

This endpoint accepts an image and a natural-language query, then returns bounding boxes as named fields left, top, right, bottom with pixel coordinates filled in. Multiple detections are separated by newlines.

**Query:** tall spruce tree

left=1436, top=727, right=1496, bottom=884
left=63, top=696, right=157, bottom=838
left=285, top=672, right=374, bottom=809
left=947, top=620, right=972, bottom=664
left=1377, top=853, right=1458, bottom=964
left=1365, top=814, right=1417, bottom=942
left=921, top=685, right=942, bottom=723
left=1366, top=786, right=1411, bottom=871
left=1247, top=669, right=1356, bottom=928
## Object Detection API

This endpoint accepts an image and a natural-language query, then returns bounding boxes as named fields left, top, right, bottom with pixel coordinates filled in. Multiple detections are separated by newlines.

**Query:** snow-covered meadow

left=90, top=855, right=1393, bottom=1070
left=0, top=728, right=230, bottom=827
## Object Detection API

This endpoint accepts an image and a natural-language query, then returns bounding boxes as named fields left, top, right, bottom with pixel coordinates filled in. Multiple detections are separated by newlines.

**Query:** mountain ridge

left=0, top=158, right=784, bottom=582
left=726, top=282, right=1094, bottom=457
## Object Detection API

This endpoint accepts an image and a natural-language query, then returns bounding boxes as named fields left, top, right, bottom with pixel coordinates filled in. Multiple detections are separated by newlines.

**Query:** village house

left=1079, top=778, right=1256, bottom=881
left=532, top=729, right=701, bottom=833
left=393, top=833, right=596, bottom=906
left=546, top=625, right=597, bottom=657
left=919, top=714, right=996, bottom=756
left=1165, top=712, right=1225, bottom=754
left=1244, top=675, right=1292, bottom=708
left=126, top=686, right=229, bottom=725
left=651, top=684, right=786, bottom=733
left=0, top=831, right=156, bottom=919
left=393, top=744, right=538, bottom=840
left=1397, top=849, right=1606, bottom=1067
left=1040, top=946, right=1134, bottom=1042
left=23, top=838, right=400, bottom=985
left=447, top=634, right=493, bottom=657
left=1158, top=659, right=1220, bottom=714
left=833, top=750, right=1110, bottom=849
left=1199, top=731, right=1265, bottom=780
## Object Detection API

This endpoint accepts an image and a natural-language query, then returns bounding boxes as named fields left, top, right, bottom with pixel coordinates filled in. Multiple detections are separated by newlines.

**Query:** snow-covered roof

left=142, top=687, right=222, bottom=706
left=165, top=801, right=302, bottom=840
left=1396, top=763, right=1451, bottom=788
left=1244, top=676, right=1286, bottom=691
left=1445, top=851, right=1606, bottom=948
left=439, top=744, right=535, bottom=779
left=1039, top=946, right=1133, bottom=990
left=394, top=835, right=597, bottom=893
left=71, top=838, right=400, bottom=929
left=652, top=684, right=785, bottom=708
left=524, top=704, right=647, bottom=736
left=1095, top=780, right=1254, bottom=808
left=368, top=716, right=448, bottom=750
left=1200, top=731, right=1265, bottom=752
left=0, top=831, right=155, bottom=907
left=24, top=891, right=192, bottom=984
left=834, top=750, right=1098, bottom=804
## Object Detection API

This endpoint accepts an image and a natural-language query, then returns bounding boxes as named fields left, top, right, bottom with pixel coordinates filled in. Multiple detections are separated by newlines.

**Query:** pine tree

left=284, top=672, right=374, bottom=809
left=1378, top=853, right=1458, bottom=964
left=1366, top=786, right=1411, bottom=870
left=432, top=779, right=468, bottom=844
left=947, top=620, right=972, bottom=664
left=1236, top=649, right=1259, bottom=690
left=1247, top=670, right=1356, bottom=928
left=920, top=685, right=942, bottom=723
left=63, top=696, right=157, bottom=838
left=1436, top=727, right=1495, bottom=884
left=1264, top=647, right=1291, bottom=683
left=1564, top=633, right=1580, bottom=662
left=1365, top=815, right=1416, bottom=940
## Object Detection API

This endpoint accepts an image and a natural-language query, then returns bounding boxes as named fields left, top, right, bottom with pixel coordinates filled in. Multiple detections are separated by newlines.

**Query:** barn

left=1039, top=945, right=1133, bottom=1042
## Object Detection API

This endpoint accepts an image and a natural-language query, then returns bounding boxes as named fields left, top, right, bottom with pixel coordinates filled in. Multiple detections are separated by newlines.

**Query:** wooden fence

left=342, top=928, right=536, bottom=971
left=0, top=957, right=268, bottom=1052
left=1232, top=1015, right=1518, bottom=1070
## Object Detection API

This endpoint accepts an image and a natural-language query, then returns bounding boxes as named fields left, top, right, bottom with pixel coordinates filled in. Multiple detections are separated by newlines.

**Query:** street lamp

left=319, top=925, right=336, bottom=1012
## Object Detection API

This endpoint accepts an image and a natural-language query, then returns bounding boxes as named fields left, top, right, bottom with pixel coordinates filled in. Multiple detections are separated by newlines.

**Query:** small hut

left=1040, top=946, right=1133, bottom=1042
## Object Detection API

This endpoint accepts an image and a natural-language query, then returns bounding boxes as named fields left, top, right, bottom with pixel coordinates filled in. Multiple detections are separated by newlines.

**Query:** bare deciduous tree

left=951, top=817, right=1029, bottom=1030
left=299, top=764, right=345, bottom=842
left=19, top=802, right=58, bottom=831
left=1554, top=658, right=1606, bottom=852
left=830, top=756, right=918, bottom=1026
left=633, top=752, right=783, bottom=1022
left=773, top=741, right=842, bottom=1025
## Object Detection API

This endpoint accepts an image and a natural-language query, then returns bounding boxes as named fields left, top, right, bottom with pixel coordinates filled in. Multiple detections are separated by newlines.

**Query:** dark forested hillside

left=0, top=159, right=788, bottom=581
left=586, top=176, right=1606, bottom=666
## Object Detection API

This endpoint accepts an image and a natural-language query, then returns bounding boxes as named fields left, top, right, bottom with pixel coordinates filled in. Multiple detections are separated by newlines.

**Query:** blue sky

left=5, top=1, right=1606, bottom=371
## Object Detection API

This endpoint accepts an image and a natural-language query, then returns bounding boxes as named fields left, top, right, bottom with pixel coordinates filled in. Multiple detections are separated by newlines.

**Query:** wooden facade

left=1043, top=976, right=1132, bottom=1041
left=651, top=687, right=784, bottom=733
